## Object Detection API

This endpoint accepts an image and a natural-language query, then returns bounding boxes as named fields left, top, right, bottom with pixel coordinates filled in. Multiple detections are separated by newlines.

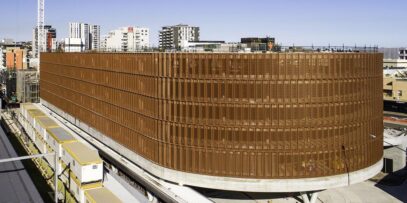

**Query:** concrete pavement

left=203, top=179, right=403, bottom=203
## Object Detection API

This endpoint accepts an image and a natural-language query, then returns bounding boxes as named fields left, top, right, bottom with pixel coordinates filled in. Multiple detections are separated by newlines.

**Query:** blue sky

left=1, top=0, right=406, bottom=47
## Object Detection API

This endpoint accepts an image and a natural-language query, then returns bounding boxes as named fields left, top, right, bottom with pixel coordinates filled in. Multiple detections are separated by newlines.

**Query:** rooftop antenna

left=37, top=0, right=45, bottom=74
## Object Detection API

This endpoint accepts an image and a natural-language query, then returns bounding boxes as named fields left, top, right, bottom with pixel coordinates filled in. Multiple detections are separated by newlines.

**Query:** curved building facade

left=40, top=52, right=383, bottom=192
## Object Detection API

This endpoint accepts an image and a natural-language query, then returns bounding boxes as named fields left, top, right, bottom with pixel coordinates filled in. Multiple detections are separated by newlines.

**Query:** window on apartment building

left=398, top=90, right=402, bottom=97
left=92, top=165, right=98, bottom=169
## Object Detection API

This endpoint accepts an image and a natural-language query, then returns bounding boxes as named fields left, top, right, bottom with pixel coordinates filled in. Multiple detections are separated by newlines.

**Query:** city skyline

left=1, top=0, right=407, bottom=47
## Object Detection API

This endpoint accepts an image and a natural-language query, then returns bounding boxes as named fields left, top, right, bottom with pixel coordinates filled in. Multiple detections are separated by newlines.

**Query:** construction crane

left=37, top=0, right=44, bottom=74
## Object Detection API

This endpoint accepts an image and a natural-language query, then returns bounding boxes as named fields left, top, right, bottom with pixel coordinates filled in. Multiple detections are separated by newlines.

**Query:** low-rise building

left=383, top=67, right=407, bottom=102
left=383, top=59, right=407, bottom=68
left=4, top=47, right=28, bottom=70
left=182, top=41, right=249, bottom=53
left=241, top=37, right=275, bottom=52
left=16, top=70, right=39, bottom=103
left=182, top=41, right=224, bottom=52
left=64, top=38, right=86, bottom=52
left=1, top=38, right=14, bottom=44
left=380, top=47, right=407, bottom=60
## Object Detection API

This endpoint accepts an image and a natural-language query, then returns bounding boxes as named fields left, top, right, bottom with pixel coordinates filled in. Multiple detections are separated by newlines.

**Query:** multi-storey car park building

left=40, top=51, right=383, bottom=194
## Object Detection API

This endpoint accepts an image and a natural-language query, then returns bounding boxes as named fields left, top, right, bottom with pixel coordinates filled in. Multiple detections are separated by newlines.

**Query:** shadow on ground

left=194, top=186, right=322, bottom=202
left=375, top=168, right=407, bottom=202
left=196, top=188, right=291, bottom=200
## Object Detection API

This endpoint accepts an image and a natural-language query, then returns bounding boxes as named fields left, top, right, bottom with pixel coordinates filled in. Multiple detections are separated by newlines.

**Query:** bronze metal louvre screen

left=40, top=52, right=383, bottom=179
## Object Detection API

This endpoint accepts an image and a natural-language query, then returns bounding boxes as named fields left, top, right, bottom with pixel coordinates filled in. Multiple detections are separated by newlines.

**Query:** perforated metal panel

left=40, top=52, right=383, bottom=179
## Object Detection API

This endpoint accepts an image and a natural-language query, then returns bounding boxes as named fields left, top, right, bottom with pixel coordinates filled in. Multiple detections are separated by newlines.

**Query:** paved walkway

left=205, top=180, right=403, bottom=203
left=0, top=126, right=44, bottom=203
left=315, top=181, right=402, bottom=203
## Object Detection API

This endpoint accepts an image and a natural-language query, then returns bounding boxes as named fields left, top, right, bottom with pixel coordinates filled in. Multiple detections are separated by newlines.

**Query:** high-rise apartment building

left=68, top=22, right=100, bottom=51
left=32, top=25, right=57, bottom=57
left=103, top=26, right=149, bottom=52
left=159, top=24, right=199, bottom=50
left=89, top=25, right=101, bottom=50
left=69, top=22, right=89, bottom=50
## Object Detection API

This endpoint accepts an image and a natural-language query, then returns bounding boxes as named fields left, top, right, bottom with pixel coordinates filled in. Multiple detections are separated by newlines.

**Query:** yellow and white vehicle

left=25, top=109, right=46, bottom=142
left=34, top=116, right=58, bottom=140
left=33, top=116, right=59, bottom=154
left=66, top=172, right=103, bottom=203
left=61, top=142, right=103, bottom=184
left=19, top=104, right=117, bottom=202
left=19, top=103, right=37, bottom=129
left=26, top=109, right=45, bottom=127
left=20, top=103, right=37, bottom=119
left=45, top=127, right=77, bottom=172
left=84, top=187, right=122, bottom=203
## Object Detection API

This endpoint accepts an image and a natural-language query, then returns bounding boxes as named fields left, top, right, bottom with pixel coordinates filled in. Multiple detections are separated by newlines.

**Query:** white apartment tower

left=68, top=22, right=100, bottom=51
left=159, top=24, right=200, bottom=50
left=103, top=27, right=149, bottom=52
left=89, top=25, right=100, bottom=50
left=32, top=25, right=57, bottom=57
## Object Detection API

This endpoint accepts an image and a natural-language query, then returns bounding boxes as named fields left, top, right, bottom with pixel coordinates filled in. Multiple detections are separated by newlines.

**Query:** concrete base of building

left=41, top=99, right=383, bottom=193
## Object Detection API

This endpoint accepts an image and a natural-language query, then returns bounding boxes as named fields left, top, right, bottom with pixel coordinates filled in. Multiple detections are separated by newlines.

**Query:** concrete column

left=301, top=193, right=310, bottom=203
left=147, top=191, right=157, bottom=202
left=301, top=192, right=319, bottom=203
left=310, top=192, right=319, bottom=203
